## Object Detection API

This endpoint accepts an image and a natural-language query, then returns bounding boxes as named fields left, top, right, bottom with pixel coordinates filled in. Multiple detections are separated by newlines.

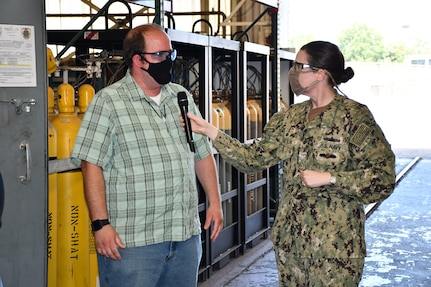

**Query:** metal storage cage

left=208, top=36, right=242, bottom=272
left=238, top=41, right=271, bottom=250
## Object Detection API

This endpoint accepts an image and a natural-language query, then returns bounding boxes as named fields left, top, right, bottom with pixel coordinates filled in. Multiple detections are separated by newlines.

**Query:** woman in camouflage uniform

left=185, top=41, right=396, bottom=286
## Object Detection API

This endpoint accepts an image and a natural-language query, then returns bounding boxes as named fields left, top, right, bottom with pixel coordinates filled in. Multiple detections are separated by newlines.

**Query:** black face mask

left=141, top=58, right=173, bottom=85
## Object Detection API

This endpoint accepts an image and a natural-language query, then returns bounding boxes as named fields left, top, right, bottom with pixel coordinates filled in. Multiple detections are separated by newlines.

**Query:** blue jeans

left=98, top=235, right=202, bottom=287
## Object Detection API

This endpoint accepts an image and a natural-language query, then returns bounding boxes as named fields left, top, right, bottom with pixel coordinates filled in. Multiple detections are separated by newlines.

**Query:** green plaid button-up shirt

left=72, top=71, right=211, bottom=247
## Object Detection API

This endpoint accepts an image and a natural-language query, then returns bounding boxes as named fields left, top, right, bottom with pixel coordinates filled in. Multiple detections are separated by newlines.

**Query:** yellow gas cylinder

left=47, top=119, right=58, bottom=287
left=77, top=84, right=95, bottom=120
left=51, top=83, right=90, bottom=287
left=47, top=47, right=58, bottom=75
left=79, top=83, right=97, bottom=287
left=88, top=224, right=98, bottom=287
left=48, top=86, right=57, bottom=122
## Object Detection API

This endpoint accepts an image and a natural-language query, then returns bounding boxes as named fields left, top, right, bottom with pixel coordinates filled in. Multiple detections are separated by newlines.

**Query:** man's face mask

left=289, top=61, right=320, bottom=96
left=140, top=50, right=177, bottom=85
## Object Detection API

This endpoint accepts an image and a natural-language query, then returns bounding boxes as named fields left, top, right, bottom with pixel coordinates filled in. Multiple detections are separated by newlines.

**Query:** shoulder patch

left=350, top=123, right=371, bottom=148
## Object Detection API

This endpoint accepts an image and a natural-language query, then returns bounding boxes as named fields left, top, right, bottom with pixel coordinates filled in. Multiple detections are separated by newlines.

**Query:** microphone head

left=177, top=91, right=188, bottom=106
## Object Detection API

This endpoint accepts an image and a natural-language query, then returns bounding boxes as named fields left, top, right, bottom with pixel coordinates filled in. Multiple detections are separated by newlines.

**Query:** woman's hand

left=180, top=113, right=219, bottom=140
left=300, top=170, right=332, bottom=188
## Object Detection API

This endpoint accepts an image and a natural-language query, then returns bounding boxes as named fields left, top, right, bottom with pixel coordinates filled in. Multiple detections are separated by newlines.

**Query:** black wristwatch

left=91, top=219, right=110, bottom=231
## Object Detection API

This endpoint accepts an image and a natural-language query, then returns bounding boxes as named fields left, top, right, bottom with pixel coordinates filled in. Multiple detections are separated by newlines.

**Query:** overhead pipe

left=192, top=19, right=213, bottom=36
left=234, top=7, right=271, bottom=42
left=47, top=10, right=227, bottom=38
left=55, top=0, right=132, bottom=60
left=104, top=0, right=133, bottom=29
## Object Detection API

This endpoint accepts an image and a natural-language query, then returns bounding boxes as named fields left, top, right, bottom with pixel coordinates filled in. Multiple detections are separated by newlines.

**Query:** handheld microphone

left=177, top=92, right=196, bottom=152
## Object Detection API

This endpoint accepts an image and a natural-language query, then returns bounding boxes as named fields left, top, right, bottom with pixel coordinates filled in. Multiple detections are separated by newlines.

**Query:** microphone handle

left=181, top=105, right=196, bottom=152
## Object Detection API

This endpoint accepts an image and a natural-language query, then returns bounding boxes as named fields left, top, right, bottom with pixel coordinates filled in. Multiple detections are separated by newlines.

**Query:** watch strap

left=91, top=219, right=110, bottom=231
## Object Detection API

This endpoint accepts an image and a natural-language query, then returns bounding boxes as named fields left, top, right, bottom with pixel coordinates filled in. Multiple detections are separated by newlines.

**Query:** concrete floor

left=199, top=149, right=431, bottom=287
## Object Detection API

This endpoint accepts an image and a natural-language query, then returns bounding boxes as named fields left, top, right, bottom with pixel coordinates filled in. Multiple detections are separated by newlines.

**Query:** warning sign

left=84, top=31, right=99, bottom=40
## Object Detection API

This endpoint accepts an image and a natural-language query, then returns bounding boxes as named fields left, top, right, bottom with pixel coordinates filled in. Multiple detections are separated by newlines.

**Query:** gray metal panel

left=209, top=36, right=240, bottom=51
left=166, top=28, right=209, bottom=47
left=242, top=41, right=270, bottom=55
left=0, top=0, right=48, bottom=286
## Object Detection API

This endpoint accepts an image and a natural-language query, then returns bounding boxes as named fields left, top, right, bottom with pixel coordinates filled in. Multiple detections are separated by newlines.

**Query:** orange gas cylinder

left=214, top=98, right=233, bottom=193
left=211, top=96, right=222, bottom=193
left=77, top=84, right=95, bottom=120
left=248, top=98, right=264, bottom=210
left=247, top=100, right=258, bottom=140
left=51, top=83, right=91, bottom=287
left=213, top=101, right=224, bottom=132
left=248, top=98, right=262, bottom=137
left=246, top=100, right=258, bottom=214
left=220, top=98, right=234, bottom=225
left=217, top=99, right=232, bottom=136
left=245, top=105, right=251, bottom=140
left=211, top=106, right=220, bottom=129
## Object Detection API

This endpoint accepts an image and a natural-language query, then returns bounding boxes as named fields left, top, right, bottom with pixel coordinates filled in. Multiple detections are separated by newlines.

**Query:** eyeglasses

left=291, top=61, right=319, bottom=72
left=139, top=49, right=177, bottom=62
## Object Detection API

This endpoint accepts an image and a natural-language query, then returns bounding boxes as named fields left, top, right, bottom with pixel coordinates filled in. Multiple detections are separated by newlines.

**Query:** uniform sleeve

left=212, top=111, right=287, bottom=173
left=334, top=105, right=396, bottom=204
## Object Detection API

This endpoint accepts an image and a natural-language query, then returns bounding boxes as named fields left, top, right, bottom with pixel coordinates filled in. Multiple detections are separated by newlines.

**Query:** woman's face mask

left=289, top=70, right=320, bottom=96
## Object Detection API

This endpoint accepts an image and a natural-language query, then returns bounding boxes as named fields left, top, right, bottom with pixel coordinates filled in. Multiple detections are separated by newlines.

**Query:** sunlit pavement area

left=360, top=155, right=431, bottom=287
left=199, top=149, right=431, bottom=287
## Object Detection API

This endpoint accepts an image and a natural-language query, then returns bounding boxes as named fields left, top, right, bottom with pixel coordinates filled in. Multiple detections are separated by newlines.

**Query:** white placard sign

left=0, top=24, right=37, bottom=87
